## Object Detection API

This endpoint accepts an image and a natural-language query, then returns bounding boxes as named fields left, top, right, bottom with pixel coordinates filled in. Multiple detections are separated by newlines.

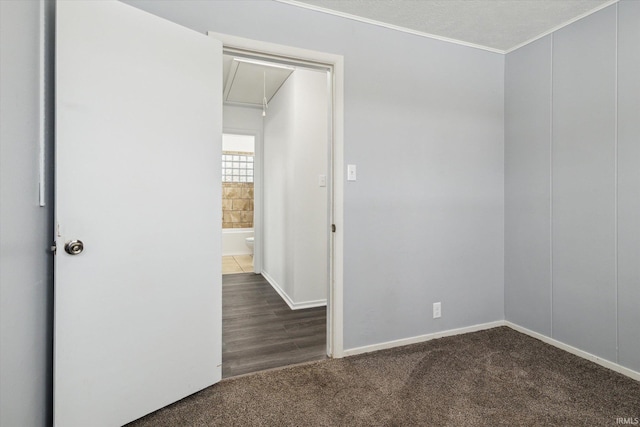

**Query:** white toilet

left=245, top=236, right=254, bottom=255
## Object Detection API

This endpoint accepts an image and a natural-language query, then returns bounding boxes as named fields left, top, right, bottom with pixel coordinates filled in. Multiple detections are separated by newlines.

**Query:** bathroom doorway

left=220, top=48, right=333, bottom=378
left=221, top=133, right=257, bottom=275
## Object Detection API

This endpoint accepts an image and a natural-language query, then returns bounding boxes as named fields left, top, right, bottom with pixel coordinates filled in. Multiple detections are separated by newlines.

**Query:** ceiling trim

left=504, top=0, right=619, bottom=54
left=275, top=0, right=620, bottom=55
left=274, top=0, right=506, bottom=54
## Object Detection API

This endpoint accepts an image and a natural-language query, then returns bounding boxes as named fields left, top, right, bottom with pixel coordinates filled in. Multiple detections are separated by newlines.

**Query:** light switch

left=318, top=174, right=327, bottom=187
left=347, top=164, right=357, bottom=181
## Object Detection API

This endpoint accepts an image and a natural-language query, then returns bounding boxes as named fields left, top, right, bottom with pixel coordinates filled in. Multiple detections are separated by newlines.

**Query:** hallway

left=222, top=273, right=327, bottom=378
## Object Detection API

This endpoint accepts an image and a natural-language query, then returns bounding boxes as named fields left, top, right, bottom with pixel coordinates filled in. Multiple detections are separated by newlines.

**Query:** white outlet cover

left=433, top=302, right=441, bottom=319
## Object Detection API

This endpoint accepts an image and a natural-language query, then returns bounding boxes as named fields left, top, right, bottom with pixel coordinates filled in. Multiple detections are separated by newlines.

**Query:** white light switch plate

left=347, top=164, right=357, bottom=181
left=318, top=175, right=327, bottom=187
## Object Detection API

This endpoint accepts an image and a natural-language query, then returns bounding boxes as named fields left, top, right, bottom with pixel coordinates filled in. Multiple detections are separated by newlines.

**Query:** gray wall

left=124, top=0, right=505, bottom=349
left=617, top=0, right=640, bottom=373
left=4, top=0, right=637, bottom=425
left=504, top=35, right=552, bottom=337
left=505, top=0, right=640, bottom=372
left=0, top=1, right=54, bottom=426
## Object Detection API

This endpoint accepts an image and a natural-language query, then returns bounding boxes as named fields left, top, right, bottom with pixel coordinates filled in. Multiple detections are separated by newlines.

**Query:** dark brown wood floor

left=222, top=273, right=327, bottom=378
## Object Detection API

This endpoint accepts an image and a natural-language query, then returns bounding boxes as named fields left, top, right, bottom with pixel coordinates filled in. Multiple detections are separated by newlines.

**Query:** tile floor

left=222, top=255, right=254, bottom=274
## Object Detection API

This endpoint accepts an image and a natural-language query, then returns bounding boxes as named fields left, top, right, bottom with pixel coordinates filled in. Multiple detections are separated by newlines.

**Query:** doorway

left=208, top=33, right=345, bottom=361
left=220, top=48, right=333, bottom=378
left=221, top=132, right=256, bottom=275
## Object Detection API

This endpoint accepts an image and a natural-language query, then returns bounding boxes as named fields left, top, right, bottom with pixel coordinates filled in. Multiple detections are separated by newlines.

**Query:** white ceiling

left=278, top=0, right=616, bottom=52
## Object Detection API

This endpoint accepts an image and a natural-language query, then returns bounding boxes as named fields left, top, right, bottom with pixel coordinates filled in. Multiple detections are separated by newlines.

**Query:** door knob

left=64, top=240, right=84, bottom=255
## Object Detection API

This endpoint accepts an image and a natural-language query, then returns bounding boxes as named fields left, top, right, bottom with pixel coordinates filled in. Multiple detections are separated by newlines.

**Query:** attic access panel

left=224, top=57, right=294, bottom=106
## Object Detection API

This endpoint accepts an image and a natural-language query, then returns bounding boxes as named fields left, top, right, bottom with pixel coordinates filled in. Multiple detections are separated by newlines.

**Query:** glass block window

left=222, top=153, right=254, bottom=183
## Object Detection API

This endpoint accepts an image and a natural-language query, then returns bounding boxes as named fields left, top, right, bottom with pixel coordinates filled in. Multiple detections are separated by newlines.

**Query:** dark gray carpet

left=128, top=327, right=640, bottom=426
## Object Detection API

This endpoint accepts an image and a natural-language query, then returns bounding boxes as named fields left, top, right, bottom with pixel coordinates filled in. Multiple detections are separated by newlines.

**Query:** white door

left=55, top=1, right=222, bottom=426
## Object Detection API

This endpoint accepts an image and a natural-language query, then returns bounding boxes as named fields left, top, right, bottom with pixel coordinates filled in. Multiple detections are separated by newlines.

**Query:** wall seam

left=503, top=54, right=507, bottom=323
left=549, top=33, right=554, bottom=339
left=614, top=1, right=619, bottom=363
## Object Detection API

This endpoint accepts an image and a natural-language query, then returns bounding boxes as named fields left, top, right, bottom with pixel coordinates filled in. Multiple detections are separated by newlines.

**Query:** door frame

left=210, top=32, right=344, bottom=358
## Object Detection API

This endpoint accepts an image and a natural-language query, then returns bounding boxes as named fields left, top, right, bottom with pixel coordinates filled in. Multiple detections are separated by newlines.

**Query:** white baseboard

left=505, top=321, right=640, bottom=382
left=342, top=320, right=505, bottom=357
left=262, top=271, right=327, bottom=310
left=341, top=320, right=640, bottom=382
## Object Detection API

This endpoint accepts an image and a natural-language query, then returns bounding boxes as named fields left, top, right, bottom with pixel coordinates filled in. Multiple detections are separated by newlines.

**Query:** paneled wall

left=552, top=4, right=617, bottom=361
left=617, top=0, right=640, bottom=372
left=504, top=36, right=552, bottom=336
left=505, top=1, right=640, bottom=372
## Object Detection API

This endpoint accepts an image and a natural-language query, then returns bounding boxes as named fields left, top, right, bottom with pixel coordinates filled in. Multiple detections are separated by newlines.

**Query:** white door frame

left=210, top=32, right=344, bottom=358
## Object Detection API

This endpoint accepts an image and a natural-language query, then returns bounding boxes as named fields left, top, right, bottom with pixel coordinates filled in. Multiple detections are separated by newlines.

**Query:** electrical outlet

left=433, top=302, right=441, bottom=319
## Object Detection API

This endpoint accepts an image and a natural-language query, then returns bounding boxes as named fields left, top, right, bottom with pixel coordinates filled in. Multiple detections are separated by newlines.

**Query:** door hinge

left=331, top=224, right=336, bottom=233
left=50, top=242, right=57, bottom=255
